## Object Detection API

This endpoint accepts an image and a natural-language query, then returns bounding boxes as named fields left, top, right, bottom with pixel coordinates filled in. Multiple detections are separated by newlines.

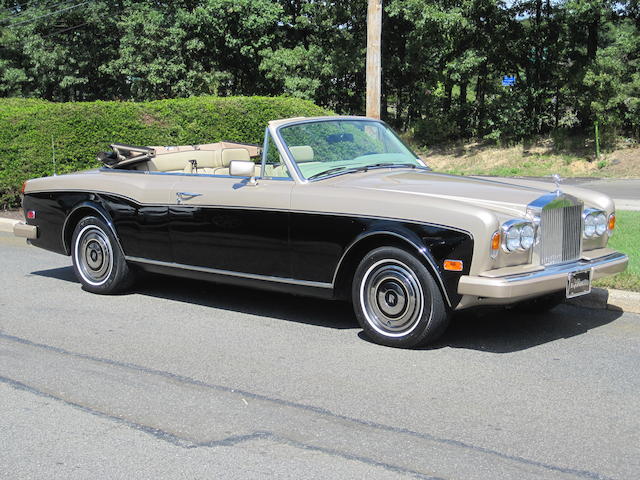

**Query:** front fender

left=333, top=221, right=474, bottom=308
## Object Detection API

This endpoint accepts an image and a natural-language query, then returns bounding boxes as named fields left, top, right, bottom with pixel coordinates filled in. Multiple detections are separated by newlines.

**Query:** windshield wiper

left=308, top=166, right=358, bottom=180
left=356, top=162, right=421, bottom=172
left=307, top=163, right=422, bottom=180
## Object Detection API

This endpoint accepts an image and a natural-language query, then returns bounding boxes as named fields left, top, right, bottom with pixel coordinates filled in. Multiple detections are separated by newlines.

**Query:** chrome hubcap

left=360, top=260, right=424, bottom=337
left=76, top=226, right=113, bottom=285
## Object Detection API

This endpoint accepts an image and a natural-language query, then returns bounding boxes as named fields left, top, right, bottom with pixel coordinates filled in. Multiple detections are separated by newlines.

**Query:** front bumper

left=458, top=252, right=628, bottom=300
left=13, top=222, right=38, bottom=240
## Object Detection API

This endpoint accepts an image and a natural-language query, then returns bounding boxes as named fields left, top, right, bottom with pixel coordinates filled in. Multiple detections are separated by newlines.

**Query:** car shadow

left=422, top=304, right=623, bottom=353
left=30, top=267, right=358, bottom=330
left=30, top=266, right=78, bottom=283
left=32, top=266, right=623, bottom=348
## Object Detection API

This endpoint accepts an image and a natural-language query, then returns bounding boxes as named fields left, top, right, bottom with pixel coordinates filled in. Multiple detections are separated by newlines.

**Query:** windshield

left=278, top=119, right=425, bottom=180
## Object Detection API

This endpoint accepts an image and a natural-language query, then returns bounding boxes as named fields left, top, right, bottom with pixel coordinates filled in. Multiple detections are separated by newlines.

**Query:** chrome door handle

left=176, top=192, right=202, bottom=204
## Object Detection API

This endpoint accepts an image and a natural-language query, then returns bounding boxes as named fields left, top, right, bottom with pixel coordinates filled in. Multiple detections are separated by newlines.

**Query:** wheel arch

left=62, top=202, right=122, bottom=255
left=332, top=231, right=451, bottom=307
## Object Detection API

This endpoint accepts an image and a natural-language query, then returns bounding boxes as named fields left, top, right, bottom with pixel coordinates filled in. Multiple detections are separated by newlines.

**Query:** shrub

left=0, top=96, right=330, bottom=208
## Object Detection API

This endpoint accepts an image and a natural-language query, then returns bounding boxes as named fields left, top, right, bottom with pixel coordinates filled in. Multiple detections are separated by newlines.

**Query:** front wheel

left=71, top=216, right=135, bottom=294
left=352, top=247, right=450, bottom=348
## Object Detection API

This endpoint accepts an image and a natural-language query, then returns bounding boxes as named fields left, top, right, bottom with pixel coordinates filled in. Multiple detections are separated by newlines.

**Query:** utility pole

left=366, top=0, right=382, bottom=119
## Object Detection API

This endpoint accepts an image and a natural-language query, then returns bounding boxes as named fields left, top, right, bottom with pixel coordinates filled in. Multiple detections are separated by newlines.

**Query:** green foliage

left=594, top=210, right=640, bottom=292
left=0, top=96, right=329, bottom=208
left=1, top=0, right=639, bottom=145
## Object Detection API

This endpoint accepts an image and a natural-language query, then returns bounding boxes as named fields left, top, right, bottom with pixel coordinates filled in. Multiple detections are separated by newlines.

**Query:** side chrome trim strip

left=331, top=231, right=454, bottom=308
left=124, top=256, right=333, bottom=289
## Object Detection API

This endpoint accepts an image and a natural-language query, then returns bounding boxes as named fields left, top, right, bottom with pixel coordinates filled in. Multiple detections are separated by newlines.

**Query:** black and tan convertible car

left=14, top=116, right=628, bottom=347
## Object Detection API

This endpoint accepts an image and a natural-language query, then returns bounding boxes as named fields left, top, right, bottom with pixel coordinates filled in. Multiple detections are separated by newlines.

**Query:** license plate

left=566, top=269, right=592, bottom=298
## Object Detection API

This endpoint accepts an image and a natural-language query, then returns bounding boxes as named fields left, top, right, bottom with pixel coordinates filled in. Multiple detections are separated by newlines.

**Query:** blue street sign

left=502, top=75, right=516, bottom=86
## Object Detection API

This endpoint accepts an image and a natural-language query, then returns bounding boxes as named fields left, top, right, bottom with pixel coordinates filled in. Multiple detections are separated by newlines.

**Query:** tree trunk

left=587, top=17, right=599, bottom=60
left=458, top=81, right=468, bottom=134
left=443, top=79, right=452, bottom=113
left=476, top=61, right=488, bottom=137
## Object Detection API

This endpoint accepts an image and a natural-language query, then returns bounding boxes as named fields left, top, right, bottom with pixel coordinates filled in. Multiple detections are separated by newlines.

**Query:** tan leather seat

left=289, top=145, right=314, bottom=162
left=214, top=148, right=252, bottom=176
left=142, top=150, right=222, bottom=174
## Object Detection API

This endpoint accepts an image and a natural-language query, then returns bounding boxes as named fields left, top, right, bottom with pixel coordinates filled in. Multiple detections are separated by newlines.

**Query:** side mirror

left=229, top=160, right=258, bottom=186
left=229, top=160, right=255, bottom=177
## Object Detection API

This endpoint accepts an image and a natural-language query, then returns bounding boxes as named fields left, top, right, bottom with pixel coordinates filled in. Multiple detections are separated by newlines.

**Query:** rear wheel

left=71, top=216, right=134, bottom=294
left=352, top=247, right=450, bottom=348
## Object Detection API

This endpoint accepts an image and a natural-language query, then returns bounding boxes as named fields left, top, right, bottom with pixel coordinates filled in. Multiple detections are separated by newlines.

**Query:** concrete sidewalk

left=0, top=217, right=19, bottom=233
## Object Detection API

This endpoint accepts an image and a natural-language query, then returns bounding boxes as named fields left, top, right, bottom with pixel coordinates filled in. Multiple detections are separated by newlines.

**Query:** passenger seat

left=214, top=148, right=256, bottom=176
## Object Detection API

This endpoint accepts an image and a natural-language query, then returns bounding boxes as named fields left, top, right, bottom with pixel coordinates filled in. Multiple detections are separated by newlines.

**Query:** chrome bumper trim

left=13, top=222, right=38, bottom=240
left=458, top=252, right=628, bottom=299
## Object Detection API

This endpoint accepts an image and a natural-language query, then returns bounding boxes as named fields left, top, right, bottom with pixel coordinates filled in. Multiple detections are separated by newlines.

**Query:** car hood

left=328, top=170, right=554, bottom=217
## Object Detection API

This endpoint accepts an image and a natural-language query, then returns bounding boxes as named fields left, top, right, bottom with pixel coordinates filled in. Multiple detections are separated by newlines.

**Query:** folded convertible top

left=97, top=142, right=261, bottom=169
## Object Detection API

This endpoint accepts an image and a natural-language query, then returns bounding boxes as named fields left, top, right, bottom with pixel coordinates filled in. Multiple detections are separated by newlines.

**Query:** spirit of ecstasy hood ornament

left=551, top=173, right=563, bottom=194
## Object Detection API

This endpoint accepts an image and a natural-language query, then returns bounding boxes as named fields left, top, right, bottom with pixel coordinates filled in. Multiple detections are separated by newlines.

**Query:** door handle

left=176, top=192, right=202, bottom=204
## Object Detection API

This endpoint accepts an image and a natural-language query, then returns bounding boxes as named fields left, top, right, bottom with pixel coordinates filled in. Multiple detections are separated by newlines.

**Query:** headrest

left=289, top=145, right=314, bottom=162
left=221, top=148, right=250, bottom=167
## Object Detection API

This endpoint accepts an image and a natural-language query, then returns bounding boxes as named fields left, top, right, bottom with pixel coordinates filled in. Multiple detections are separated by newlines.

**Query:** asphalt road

left=489, top=177, right=640, bottom=210
left=1, top=232, right=639, bottom=480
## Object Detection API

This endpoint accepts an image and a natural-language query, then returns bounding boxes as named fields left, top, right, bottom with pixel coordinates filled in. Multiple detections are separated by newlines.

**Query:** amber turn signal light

left=608, top=213, right=616, bottom=234
left=21, top=181, right=28, bottom=194
left=490, top=231, right=501, bottom=258
left=443, top=259, right=463, bottom=272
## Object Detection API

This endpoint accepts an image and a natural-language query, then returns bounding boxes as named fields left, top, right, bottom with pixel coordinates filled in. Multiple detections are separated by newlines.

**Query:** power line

left=3, top=0, right=93, bottom=28
left=3, top=0, right=78, bottom=18
left=41, top=21, right=88, bottom=37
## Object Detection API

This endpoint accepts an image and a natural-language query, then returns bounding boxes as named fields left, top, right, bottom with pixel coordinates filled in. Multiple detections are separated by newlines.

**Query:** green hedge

left=0, top=96, right=330, bottom=208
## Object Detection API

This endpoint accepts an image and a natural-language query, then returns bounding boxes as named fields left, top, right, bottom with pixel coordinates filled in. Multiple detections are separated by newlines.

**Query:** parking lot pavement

left=1, top=232, right=639, bottom=480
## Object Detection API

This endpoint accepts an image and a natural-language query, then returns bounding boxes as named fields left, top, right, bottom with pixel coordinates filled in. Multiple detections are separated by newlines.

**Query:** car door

left=168, top=174, right=293, bottom=278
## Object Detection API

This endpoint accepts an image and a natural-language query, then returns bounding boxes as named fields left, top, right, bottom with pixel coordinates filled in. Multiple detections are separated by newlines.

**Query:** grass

left=594, top=211, right=640, bottom=292
left=416, top=138, right=640, bottom=179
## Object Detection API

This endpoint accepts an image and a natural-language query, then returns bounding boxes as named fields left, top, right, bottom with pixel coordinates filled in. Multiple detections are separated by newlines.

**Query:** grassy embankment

left=594, top=211, right=640, bottom=292
left=417, top=138, right=640, bottom=179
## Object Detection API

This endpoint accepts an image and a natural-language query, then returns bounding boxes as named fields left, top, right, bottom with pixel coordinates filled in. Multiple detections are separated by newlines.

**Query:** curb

left=567, top=287, right=640, bottom=314
left=0, top=217, right=19, bottom=234
left=613, top=199, right=640, bottom=211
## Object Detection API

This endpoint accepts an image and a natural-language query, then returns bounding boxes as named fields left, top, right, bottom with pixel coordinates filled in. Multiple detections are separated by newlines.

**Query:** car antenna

left=51, top=135, right=57, bottom=176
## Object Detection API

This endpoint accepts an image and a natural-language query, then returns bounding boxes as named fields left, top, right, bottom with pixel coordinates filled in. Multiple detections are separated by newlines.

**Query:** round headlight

left=584, top=214, right=596, bottom=238
left=595, top=213, right=607, bottom=236
left=502, top=221, right=535, bottom=253
left=505, top=227, right=521, bottom=251
left=520, top=224, right=535, bottom=250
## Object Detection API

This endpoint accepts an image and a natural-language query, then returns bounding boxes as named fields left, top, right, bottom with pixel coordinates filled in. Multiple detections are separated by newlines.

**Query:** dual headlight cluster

left=493, top=208, right=613, bottom=257
left=501, top=220, right=535, bottom=253
left=583, top=209, right=608, bottom=238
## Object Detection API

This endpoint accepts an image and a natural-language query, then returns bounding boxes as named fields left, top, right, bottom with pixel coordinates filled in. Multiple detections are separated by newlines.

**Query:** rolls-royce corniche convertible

left=14, top=116, right=628, bottom=347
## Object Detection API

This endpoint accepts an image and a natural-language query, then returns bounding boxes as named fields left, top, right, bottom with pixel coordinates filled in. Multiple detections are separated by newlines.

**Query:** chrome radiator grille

left=539, top=204, right=582, bottom=265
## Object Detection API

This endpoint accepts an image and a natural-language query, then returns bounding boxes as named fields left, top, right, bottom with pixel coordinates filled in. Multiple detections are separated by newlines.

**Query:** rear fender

left=62, top=201, right=122, bottom=255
